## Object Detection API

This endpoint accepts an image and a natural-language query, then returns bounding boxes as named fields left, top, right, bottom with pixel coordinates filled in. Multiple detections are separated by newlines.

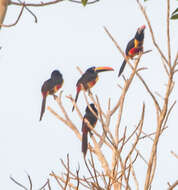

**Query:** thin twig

left=172, top=52, right=178, bottom=70
left=140, top=126, right=168, bottom=141
left=68, top=0, right=99, bottom=5
left=95, top=96, right=116, bottom=148
left=129, top=156, right=139, bottom=190
left=84, top=157, right=96, bottom=185
left=10, top=176, right=28, bottom=190
left=163, top=100, right=176, bottom=127
left=167, top=0, right=171, bottom=66
left=64, top=154, right=70, bottom=190
left=170, top=151, right=178, bottom=159
left=39, top=179, right=51, bottom=190
left=124, top=103, right=145, bottom=170
left=17, top=0, right=37, bottom=23
left=47, top=179, right=51, bottom=190
left=26, top=174, right=32, bottom=190
left=136, top=0, right=168, bottom=65
left=60, top=158, right=90, bottom=189
left=0, top=4, right=25, bottom=27
left=66, top=95, right=83, bottom=119
left=124, top=125, right=140, bottom=145
left=89, top=149, right=100, bottom=188
left=50, top=171, right=64, bottom=189
left=47, top=106, right=68, bottom=126
left=90, top=134, right=111, bottom=176
left=10, top=0, right=99, bottom=7
left=76, top=167, right=80, bottom=190
left=149, top=154, right=157, bottom=189
left=168, top=180, right=178, bottom=190
left=135, top=148, right=148, bottom=165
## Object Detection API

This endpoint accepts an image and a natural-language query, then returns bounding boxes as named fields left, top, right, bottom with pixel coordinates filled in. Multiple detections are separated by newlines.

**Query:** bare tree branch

left=0, top=2, right=25, bottom=27
left=39, top=179, right=51, bottom=190
left=10, top=176, right=28, bottom=190
left=64, top=154, right=70, bottom=190
left=27, top=174, right=32, bottom=190
left=135, top=148, right=148, bottom=165
left=170, top=151, right=178, bottom=159
left=168, top=180, right=178, bottom=190
left=10, top=0, right=99, bottom=7
left=68, top=0, right=99, bottom=5
left=166, top=0, right=171, bottom=66
left=136, top=0, right=168, bottom=65
left=76, top=167, right=80, bottom=190
left=129, top=156, right=139, bottom=190
left=17, top=0, right=37, bottom=23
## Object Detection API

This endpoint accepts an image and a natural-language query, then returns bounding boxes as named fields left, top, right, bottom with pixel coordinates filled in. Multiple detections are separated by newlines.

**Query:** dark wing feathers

left=41, top=77, right=63, bottom=93
left=41, top=79, right=54, bottom=93
left=77, top=72, right=97, bottom=89
left=125, top=38, right=135, bottom=55
left=82, top=110, right=97, bottom=133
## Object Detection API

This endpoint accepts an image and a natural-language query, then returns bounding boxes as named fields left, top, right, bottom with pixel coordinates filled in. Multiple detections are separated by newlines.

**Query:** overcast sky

left=0, top=0, right=178, bottom=189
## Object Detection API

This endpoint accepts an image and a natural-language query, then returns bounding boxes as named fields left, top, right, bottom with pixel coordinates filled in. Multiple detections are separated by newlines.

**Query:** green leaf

left=82, top=0, right=88, bottom=6
left=171, top=14, right=178, bottom=19
left=144, top=0, right=149, bottom=1
left=171, top=8, right=178, bottom=16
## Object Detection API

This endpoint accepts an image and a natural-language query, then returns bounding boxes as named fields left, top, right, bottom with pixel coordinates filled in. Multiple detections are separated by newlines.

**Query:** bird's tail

left=82, top=132, right=88, bottom=157
left=118, top=59, right=126, bottom=77
left=39, top=96, right=46, bottom=121
left=72, top=91, right=80, bottom=112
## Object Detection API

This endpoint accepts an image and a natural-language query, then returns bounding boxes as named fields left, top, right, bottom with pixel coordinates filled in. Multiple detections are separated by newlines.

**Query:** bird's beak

left=138, top=25, right=146, bottom=33
left=95, top=66, right=114, bottom=73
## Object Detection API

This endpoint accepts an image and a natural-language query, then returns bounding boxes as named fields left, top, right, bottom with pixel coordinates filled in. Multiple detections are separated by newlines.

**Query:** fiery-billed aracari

left=82, top=103, right=98, bottom=157
left=72, top=66, right=114, bottom=111
left=118, top=25, right=146, bottom=77
left=40, top=70, right=63, bottom=121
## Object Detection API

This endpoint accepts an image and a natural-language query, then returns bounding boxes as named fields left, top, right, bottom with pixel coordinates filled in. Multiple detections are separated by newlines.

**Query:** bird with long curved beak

left=118, top=25, right=146, bottom=77
left=40, top=70, right=64, bottom=121
left=72, top=66, right=114, bottom=111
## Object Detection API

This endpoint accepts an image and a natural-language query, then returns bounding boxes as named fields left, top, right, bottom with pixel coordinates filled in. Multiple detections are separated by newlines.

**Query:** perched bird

left=40, top=70, right=63, bottom=121
left=72, top=66, right=114, bottom=111
left=82, top=103, right=98, bottom=157
left=118, top=25, right=146, bottom=77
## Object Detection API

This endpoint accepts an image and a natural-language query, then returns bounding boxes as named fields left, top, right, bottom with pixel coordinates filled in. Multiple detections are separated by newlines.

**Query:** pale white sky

left=0, top=0, right=178, bottom=189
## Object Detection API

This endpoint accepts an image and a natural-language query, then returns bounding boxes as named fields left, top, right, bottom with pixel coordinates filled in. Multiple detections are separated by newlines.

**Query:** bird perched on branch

left=82, top=103, right=98, bottom=157
left=40, top=70, right=63, bottom=121
left=118, top=25, right=146, bottom=77
left=72, top=66, right=114, bottom=111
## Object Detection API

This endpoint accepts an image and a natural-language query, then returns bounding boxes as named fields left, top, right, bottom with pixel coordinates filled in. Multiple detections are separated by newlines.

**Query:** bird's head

left=86, top=66, right=114, bottom=74
left=51, top=70, right=62, bottom=79
left=135, top=25, right=146, bottom=41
